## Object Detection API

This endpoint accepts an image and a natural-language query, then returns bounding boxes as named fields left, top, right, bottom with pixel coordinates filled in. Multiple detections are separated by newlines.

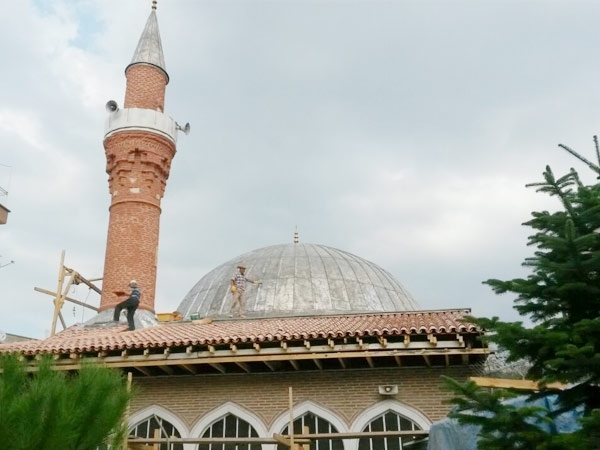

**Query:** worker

left=113, top=280, right=141, bottom=330
left=230, top=265, right=261, bottom=317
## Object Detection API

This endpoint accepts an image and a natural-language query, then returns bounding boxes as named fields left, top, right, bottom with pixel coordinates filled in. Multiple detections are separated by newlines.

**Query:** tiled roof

left=0, top=310, right=479, bottom=356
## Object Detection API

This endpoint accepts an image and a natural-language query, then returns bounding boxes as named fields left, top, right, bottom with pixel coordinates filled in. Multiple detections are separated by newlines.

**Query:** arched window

left=358, top=411, right=427, bottom=450
left=277, top=412, right=344, bottom=450
left=198, top=413, right=261, bottom=450
left=129, top=414, right=184, bottom=450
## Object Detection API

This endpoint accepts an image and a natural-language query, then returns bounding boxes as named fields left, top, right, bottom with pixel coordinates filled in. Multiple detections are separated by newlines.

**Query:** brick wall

left=124, top=64, right=168, bottom=111
left=129, top=366, right=474, bottom=431
left=101, top=130, right=176, bottom=312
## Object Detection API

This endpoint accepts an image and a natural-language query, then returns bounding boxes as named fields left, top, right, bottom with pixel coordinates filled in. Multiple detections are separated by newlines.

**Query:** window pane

left=370, top=417, right=384, bottom=432
left=360, top=410, right=425, bottom=450
left=130, top=416, right=183, bottom=450
left=384, top=412, right=398, bottom=431
left=277, top=412, right=343, bottom=450
left=399, top=417, right=412, bottom=431
left=199, top=414, right=261, bottom=450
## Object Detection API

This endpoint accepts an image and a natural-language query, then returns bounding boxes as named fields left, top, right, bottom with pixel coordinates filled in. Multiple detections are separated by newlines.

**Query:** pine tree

left=442, top=139, right=600, bottom=450
left=0, top=354, right=132, bottom=450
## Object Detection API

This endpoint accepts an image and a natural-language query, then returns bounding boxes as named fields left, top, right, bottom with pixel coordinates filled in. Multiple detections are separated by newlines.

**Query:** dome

left=178, top=243, right=420, bottom=319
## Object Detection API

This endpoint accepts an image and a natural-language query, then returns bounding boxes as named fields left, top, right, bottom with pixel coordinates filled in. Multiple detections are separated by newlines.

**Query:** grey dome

left=178, top=243, right=420, bottom=319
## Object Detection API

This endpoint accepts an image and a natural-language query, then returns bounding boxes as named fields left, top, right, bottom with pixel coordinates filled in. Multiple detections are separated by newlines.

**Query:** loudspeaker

left=105, top=100, right=119, bottom=113
left=378, top=385, right=398, bottom=395
left=176, top=122, right=191, bottom=135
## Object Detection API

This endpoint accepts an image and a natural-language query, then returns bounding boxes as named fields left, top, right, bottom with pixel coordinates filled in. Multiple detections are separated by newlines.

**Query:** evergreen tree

left=0, top=354, right=132, bottom=450
left=442, top=140, right=600, bottom=450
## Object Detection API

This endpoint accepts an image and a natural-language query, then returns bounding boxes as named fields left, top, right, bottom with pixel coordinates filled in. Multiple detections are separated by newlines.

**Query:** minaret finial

left=152, top=0, right=157, bottom=11
left=294, top=227, right=299, bottom=244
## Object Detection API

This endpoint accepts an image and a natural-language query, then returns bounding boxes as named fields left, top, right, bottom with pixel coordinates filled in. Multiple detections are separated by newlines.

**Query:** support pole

left=289, top=386, right=294, bottom=450
left=123, top=372, right=133, bottom=450
left=50, top=250, right=66, bottom=336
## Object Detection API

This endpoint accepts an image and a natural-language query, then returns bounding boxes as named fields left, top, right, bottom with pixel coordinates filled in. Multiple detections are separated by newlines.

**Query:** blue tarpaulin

left=427, top=395, right=583, bottom=450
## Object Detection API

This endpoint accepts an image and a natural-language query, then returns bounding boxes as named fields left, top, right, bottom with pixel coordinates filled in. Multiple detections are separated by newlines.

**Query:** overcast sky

left=2, top=0, right=600, bottom=340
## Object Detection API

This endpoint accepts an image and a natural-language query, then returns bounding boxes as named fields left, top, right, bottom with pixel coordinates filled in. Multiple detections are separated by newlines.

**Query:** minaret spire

left=98, top=5, right=187, bottom=327
left=126, top=3, right=168, bottom=86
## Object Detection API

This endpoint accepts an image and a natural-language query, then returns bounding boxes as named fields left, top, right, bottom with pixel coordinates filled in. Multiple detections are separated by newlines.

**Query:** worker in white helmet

left=113, top=280, right=141, bottom=330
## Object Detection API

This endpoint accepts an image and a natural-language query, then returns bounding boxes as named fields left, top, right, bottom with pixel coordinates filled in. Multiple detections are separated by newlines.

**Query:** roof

left=0, top=310, right=488, bottom=376
left=126, top=9, right=168, bottom=81
left=179, top=243, right=420, bottom=319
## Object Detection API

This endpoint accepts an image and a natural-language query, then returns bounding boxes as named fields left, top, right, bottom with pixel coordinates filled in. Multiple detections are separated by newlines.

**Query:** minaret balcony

left=105, top=108, right=178, bottom=143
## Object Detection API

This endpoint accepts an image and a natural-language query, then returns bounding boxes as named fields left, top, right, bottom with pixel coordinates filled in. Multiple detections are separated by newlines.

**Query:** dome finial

left=152, top=0, right=157, bottom=11
left=294, top=227, right=299, bottom=244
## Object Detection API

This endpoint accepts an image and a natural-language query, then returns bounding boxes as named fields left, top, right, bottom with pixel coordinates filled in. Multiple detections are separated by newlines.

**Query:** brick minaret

left=99, top=2, right=185, bottom=319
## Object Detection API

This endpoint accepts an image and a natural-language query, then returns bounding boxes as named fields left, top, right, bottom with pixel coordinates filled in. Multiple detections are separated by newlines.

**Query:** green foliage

left=441, top=377, right=557, bottom=450
left=0, top=354, right=132, bottom=450
left=444, top=150, right=600, bottom=449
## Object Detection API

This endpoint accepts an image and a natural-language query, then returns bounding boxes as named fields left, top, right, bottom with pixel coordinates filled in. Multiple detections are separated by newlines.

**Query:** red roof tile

left=0, top=310, right=479, bottom=356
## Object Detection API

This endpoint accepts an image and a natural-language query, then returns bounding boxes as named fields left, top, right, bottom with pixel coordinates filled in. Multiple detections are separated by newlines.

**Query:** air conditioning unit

left=378, top=385, right=398, bottom=395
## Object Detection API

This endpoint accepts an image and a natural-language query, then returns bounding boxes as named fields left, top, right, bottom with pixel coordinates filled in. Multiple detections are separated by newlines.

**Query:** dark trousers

left=113, top=297, right=140, bottom=330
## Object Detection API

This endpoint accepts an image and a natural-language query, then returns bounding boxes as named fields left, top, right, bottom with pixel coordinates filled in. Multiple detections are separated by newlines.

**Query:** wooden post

left=153, top=428, right=160, bottom=450
left=123, top=372, right=133, bottom=450
left=289, top=386, right=294, bottom=450
left=302, top=426, right=310, bottom=450
left=50, top=250, right=66, bottom=336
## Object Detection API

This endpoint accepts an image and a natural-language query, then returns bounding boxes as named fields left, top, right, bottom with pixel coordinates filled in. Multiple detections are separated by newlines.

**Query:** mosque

left=0, top=4, right=488, bottom=450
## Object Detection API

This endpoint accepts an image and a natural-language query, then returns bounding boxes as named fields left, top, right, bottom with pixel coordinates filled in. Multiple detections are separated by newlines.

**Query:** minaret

left=99, top=2, right=187, bottom=321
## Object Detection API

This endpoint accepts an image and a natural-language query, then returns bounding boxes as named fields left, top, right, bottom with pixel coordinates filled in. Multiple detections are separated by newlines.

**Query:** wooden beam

left=469, top=377, right=566, bottom=391
left=338, top=357, right=347, bottom=369
left=34, top=287, right=98, bottom=311
left=127, top=430, right=429, bottom=446
left=366, top=356, right=375, bottom=368
left=58, top=311, right=67, bottom=329
left=135, top=366, right=153, bottom=376
left=394, top=355, right=401, bottom=367
left=313, top=358, right=323, bottom=370
left=423, top=355, right=431, bottom=367
left=153, top=428, right=160, bottom=450
left=264, top=361, right=277, bottom=371
left=289, top=359, right=300, bottom=371
left=209, top=363, right=226, bottom=374
left=427, top=334, right=437, bottom=346
left=180, top=364, right=197, bottom=374
left=235, top=361, right=251, bottom=373
left=50, top=250, right=67, bottom=336
left=444, top=354, right=450, bottom=366
left=158, top=365, right=174, bottom=375
left=295, top=431, right=429, bottom=439
left=31, top=347, right=490, bottom=372
left=66, top=268, right=102, bottom=295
